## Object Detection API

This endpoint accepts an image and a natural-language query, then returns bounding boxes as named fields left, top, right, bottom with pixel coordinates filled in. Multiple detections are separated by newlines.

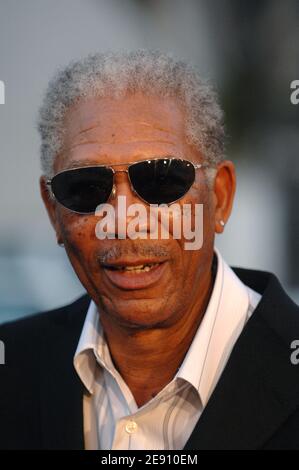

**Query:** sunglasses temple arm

left=45, top=179, right=56, bottom=200
left=194, top=163, right=215, bottom=169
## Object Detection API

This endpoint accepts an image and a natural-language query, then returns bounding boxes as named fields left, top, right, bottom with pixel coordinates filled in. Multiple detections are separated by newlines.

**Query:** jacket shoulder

left=0, top=293, right=90, bottom=329
left=0, top=294, right=90, bottom=365
left=0, top=294, right=89, bottom=449
left=233, top=266, right=299, bottom=346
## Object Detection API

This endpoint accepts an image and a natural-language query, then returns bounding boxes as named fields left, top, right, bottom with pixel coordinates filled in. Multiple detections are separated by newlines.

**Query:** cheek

left=167, top=183, right=214, bottom=250
left=58, top=211, right=97, bottom=259
left=57, top=212, right=107, bottom=301
left=168, top=185, right=214, bottom=282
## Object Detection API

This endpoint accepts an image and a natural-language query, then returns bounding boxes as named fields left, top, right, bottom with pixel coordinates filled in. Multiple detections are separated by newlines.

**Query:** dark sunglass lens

left=128, top=159, right=195, bottom=204
left=51, top=167, right=114, bottom=213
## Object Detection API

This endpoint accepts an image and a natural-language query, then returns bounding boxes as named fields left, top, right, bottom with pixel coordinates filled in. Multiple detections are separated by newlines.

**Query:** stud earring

left=57, top=237, right=64, bottom=247
left=111, top=185, right=116, bottom=199
left=219, top=220, right=225, bottom=227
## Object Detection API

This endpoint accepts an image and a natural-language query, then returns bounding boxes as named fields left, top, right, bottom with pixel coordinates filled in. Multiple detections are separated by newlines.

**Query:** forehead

left=63, top=93, right=186, bottom=137
left=55, top=92, right=200, bottom=172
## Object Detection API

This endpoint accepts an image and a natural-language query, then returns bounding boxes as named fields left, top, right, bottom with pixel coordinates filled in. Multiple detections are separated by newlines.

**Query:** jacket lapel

left=39, top=295, right=89, bottom=449
left=184, top=270, right=299, bottom=450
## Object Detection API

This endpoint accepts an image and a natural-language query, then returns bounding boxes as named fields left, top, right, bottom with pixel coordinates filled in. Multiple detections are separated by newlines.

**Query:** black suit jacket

left=0, top=267, right=299, bottom=450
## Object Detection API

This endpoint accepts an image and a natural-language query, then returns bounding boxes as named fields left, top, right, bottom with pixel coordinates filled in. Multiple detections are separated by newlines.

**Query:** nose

left=111, top=171, right=140, bottom=205
left=110, top=171, right=149, bottom=239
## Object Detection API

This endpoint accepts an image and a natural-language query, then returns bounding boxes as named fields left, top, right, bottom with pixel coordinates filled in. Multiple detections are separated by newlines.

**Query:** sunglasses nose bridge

left=110, top=168, right=139, bottom=201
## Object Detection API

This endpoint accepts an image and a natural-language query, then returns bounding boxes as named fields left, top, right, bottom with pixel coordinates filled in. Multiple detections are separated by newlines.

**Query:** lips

left=101, top=260, right=168, bottom=290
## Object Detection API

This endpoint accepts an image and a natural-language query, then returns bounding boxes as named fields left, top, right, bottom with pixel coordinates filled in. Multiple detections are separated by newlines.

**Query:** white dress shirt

left=74, top=248, right=261, bottom=450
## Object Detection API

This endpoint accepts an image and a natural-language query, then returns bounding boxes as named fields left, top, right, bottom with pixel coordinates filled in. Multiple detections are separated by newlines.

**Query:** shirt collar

left=176, top=247, right=254, bottom=406
left=73, top=300, right=100, bottom=394
left=74, top=298, right=119, bottom=394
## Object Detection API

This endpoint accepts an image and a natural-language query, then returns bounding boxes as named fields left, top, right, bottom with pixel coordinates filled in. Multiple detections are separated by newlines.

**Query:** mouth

left=101, top=260, right=168, bottom=290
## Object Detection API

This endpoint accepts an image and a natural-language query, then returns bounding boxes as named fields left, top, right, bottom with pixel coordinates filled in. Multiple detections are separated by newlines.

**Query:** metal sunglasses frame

left=46, top=156, right=210, bottom=214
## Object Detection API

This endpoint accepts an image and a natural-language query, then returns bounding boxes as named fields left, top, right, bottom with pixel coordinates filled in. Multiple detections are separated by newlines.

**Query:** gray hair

left=38, top=50, right=225, bottom=182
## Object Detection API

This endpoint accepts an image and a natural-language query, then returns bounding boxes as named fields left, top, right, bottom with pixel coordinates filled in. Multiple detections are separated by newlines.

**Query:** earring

left=57, top=237, right=64, bottom=247
left=219, top=220, right=225, bottom=227
left=111, top=185, right=116, bottom=199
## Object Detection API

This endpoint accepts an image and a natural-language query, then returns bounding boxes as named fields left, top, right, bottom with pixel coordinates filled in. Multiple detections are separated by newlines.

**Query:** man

left=0, top=50, right=299, bottom=450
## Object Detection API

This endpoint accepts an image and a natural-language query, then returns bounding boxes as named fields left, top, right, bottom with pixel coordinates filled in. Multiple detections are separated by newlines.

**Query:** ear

left=39, top=175, right=63, bottom=244
left=212, top=160, right=236, bottom=233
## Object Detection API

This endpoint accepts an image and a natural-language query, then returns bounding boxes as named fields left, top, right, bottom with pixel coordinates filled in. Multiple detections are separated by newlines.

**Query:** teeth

left=124, top=264, right=146, bottom=271
left=104, top=263, right=160, bottom=272
left=124, top=264, right=155, bottom=272
left=122, top=263, right=157, bottom=272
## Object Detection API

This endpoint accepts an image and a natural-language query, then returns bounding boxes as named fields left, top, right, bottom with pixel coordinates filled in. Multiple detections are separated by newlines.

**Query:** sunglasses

left=46, top=157, right=209, bottom=214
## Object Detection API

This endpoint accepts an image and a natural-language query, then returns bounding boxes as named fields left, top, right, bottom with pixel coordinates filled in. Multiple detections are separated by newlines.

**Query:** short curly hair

left=38, top=49, right=225, bottom=178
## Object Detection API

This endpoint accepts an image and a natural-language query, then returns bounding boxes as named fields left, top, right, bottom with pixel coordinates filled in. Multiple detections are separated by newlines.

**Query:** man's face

left=42, top=93, right=219, bottom=329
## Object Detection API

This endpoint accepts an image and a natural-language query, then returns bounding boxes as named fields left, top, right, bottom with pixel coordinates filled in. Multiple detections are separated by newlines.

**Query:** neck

left=99, top=267, right=214, bottom=407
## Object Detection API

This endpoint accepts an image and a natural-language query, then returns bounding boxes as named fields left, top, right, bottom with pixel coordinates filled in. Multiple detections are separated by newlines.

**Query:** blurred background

left=0, top=0, right=298, bottom=323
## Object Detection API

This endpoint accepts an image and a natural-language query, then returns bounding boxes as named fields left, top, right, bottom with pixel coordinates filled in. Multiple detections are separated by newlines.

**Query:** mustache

left=96, top=242, right=170, bottom=264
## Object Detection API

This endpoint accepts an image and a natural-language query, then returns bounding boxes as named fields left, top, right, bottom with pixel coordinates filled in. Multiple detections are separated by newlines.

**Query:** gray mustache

left=96, top=243, right=170, bottom=264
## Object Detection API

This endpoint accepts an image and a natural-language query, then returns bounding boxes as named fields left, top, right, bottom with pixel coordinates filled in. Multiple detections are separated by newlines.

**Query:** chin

left=103, top=297, right=174, bottom=330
